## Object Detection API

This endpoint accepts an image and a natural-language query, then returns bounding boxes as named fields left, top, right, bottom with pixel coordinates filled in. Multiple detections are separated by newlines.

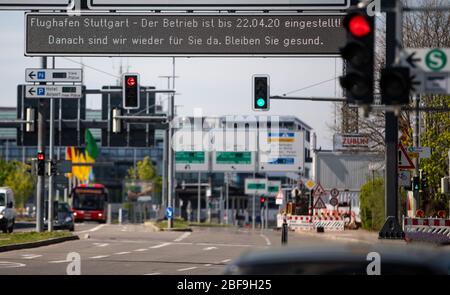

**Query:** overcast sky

left=0, top=11, right=343, bottom=149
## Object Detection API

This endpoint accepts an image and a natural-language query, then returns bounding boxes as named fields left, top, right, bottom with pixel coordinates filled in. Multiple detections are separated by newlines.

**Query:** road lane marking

left=115, top=251, right=131, bottom=255
left=260, top=233, right=272, bottom=246
left=0, top=261, right=26, bottom=268
left=21, top=254, right=42, bottom=259
left=174, top=232, right=191, bottom=242
left=93, top=243, right=109, bottom=247
left=204, top=264, right=212, bottom=267
left=177, top=267, right=197, bottom=272
left=134, top=248, right=148, bottom=252
left=90, top=255, right=110, bottom=259
left=144, top=273, right=161, bottom=275
left=48, top=260, right=70, bottom=264
left=220, top=259, right=231, bottom=263
left=203, top=247, right=218, bottom=251
left=150, top=242, right=171, bottom=249
left=77, top=224, right=106, bottom=234
left=196, top=242, right=251, bottom=247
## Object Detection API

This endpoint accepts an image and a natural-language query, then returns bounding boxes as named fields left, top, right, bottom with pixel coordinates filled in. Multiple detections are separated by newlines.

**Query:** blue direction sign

left=166, top=207, right=173, bottom=219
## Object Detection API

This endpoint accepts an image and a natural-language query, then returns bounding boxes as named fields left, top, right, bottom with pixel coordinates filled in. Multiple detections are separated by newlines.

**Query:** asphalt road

left=0, top=223, right=443, bottom=275
left=0, top=223, right=361, bottom=275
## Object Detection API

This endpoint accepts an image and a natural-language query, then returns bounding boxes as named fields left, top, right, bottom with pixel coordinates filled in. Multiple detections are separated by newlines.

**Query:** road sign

left=305, top=179, right=316, bottom=190
left=398, top=144, right=415, bottom=170
left=165, top=207, right=173, bottom=219
left=267, top=181, right=282, bottom=197
left=313, top=196, right=326, bottom=209
left=88, top=0, right=349, bottom=11
left=406, top=146, right=431, bottom=159
left=329, top=197, right=339, bottom=207
left=25, top=69, right=83, bottom=83
left=313, top=182, right=325, bottom=197
left=244, top=179, right=267, bottom=195
left=330, top=188, right=339, bottom=198
left=25, top=85, right=82, bottom=99
left=0, top=0, right=72, bottom=10
left=402, top=48, right=450, bottom=73
left=401, top=48, right=450, bottom=95
left=259, top=132, right=305, bottom=172
left=398, top=170, right=411, bottom=187
left=275, top=188, right=284, bottom=205
left=212, top=151, right=255, bottom=172
left=25, top=13, right=346, bottom=57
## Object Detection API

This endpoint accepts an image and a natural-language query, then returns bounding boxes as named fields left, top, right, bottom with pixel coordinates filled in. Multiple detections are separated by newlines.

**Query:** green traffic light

left=256, top=98, right=266, bottom=107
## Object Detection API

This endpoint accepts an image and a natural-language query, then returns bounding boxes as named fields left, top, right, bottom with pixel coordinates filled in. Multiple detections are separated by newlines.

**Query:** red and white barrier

left=403, top=217, right=450, bottom=244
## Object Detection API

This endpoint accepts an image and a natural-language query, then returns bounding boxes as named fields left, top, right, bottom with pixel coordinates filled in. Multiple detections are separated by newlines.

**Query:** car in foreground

left=224, top=243, right=450, bottom=275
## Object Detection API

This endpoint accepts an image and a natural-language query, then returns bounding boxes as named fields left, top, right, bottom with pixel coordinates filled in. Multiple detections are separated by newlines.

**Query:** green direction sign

left=425, top=48, right=447, bottom=72
left=176, top=152, right=205, bottom=164
left=247, top=183, right=266, bottom=190
left=216, top=152, right=252, bottom=165
left=268, top=186, right=278, bottom=193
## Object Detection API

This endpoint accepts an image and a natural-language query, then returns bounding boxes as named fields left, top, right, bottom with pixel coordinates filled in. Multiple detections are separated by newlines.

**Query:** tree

left=2, top=161, right=35, bottom=209
left=126, top=156, right=162, bottom=198
left=359, top=177, right=385, bottom=231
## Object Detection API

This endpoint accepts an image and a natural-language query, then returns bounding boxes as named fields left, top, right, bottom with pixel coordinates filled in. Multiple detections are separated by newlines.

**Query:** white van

left=0, top=187, right=16, bottom=233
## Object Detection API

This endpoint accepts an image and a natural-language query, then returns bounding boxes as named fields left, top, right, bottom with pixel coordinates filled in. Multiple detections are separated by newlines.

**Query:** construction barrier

left=277, top=213, right=345, bottom=231
left=403, top=217, right=450, bottom=244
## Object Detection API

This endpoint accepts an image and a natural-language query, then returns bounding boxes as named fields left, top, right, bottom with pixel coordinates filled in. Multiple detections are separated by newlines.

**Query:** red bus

left=71, top=184, right=108, bottom=223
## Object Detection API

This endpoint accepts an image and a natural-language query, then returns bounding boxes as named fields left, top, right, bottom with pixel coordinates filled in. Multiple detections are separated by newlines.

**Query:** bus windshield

left=73, top=193, right=105, bottom=211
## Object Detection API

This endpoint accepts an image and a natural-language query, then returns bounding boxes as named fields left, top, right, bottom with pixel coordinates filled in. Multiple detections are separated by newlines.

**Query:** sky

left=0, top=11, right=343, bottom=149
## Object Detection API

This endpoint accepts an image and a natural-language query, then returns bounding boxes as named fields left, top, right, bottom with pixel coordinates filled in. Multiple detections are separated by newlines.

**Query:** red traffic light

left=126, top=76, right=137, bottom=87
left=37, top=152, right=45, bottom=161
left=260, top=197, right=266, bottom=203
left=346, top=14, right=372, bottom=38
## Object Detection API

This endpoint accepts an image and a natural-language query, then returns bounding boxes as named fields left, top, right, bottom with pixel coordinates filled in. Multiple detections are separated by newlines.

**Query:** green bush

left=360, top=177, right=385, bottom=231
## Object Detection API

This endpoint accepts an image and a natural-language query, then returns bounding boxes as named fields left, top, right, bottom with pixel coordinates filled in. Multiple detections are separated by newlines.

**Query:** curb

left=294, top=230, right=376, bottom=244
left=0, top=235, right=79, bottom=253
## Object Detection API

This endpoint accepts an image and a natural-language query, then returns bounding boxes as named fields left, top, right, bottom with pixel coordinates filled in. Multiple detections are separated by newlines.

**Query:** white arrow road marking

left=177, top=267, right=197, bottom=272
left=203, top=247, right=218, bottom=251
left=21, top=254, right=42, bottom=259
left=149, top=242, right=171, bottom=249
left=77, top=224, right=106, bottom=234
left=260, top=233, right=272, bottom=246
left=0, top=261, right=26, bottom=268
left=90, top=255, right=109, bottom=259
left=174, top=232, right=191, bottom=242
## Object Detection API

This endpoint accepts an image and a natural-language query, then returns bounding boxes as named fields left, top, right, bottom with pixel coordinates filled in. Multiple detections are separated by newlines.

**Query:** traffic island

left=0, top=231, right=79, bottom=252
left=146, top=218, right=193, bottom=232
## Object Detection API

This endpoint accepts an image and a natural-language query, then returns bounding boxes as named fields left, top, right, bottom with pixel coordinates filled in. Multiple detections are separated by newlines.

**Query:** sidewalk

left=293, top=228, right=383, bottom=244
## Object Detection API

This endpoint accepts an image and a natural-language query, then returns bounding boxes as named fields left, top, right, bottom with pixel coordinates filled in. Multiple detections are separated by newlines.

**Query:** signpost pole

left=252, top=172, right=256, bottom=231
left=413, top=94, right=421, bottom=208
left=197, top=171, right=201, bottom=223
left=167, top=92, right=175, bottom=229
left=225, top=173, right=229, bottom=225
left=36, top=57, right=47, bottom=233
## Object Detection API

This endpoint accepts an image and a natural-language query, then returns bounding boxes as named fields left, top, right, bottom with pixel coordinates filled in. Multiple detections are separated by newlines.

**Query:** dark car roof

left=225, top=243, right=450, bottom=275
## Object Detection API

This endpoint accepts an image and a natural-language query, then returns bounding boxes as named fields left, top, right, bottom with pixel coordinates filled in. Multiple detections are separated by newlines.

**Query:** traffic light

left=339, top=7, right=375, bottom=105
left=412, top=176, right=420, bottom=192
left=37, top=152, right=45, bottom=176
left=49, top=160, right=57, bottom=176
left=252, top=75, right=270, bottom=111
left=420, top=170, right=429, bottom=192
left=123, top=73, right=140, bottom=109
left=260, top=196, right=266, bottom=208
left=380, top=67, right=412, bottom=105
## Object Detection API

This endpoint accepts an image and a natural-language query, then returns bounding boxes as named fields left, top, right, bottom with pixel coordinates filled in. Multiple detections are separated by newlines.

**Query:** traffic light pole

left=36, top=57, right=47, bottom=233
left=48, top=57, right=56, bottom=232
left=379, top=0, right=404, bottom=239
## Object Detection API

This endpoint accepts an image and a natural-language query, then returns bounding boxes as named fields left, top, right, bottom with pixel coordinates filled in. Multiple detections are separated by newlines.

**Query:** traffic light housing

left=339, top=8, right=375, bottom=105
left=412, top=176, right=420, bottom=192
left=380, top=67, right=412, bottom=105
left=260, top=196, right=266, bottom=208
left=37, top=152, right=45, bottom=176
left=123, top=73, right=140, bottom=109
left=49, top=160, right=57, bottom=176
left=420, top=170, right=429, bottom=192
left=252, top=75, right=270, bottom=111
